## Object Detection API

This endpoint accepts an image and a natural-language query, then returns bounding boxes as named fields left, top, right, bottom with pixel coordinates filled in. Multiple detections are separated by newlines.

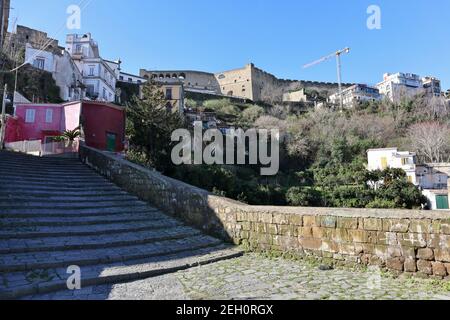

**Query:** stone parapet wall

left=79, top=146, right=450, bottom=277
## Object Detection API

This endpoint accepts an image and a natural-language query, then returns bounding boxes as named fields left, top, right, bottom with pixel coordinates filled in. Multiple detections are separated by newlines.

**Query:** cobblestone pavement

left=27, top=254, right=450, bottom=300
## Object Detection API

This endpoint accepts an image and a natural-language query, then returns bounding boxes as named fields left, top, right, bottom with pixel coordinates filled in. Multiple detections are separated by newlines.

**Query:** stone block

left=417, top=260, right=433, bottom=275
left=417, top=248, right=434, bottom=261
left=321, top=240, right=339, bottom=253
left=402, top=247, right=416, bottom=260
left=339, top=243, right=356, bottom=255
left=441, top=220, right=450, bottom=235
left=429, top=234, right=450, bottom=248
left=410, top=219, right=439, bottom=234
left=289, top=214, right=303, bottom=226
left=321, top=216, right=337, bottom=228
left=331, top=228, right=349, bottom=243
left=259, top=213, right=273, bottom=224
left=266, top=224, right=278, bottom=235
left=347, top=229, right=366, bottom=243
left=432, top=262, right=448, bottom=277
left=363, top=218, right=383, bottom=231
left=376, top=232, right=398, bottom=246
left=445, top=263, right=450, bottom=275
left=386, top=257, right=405, bottom=271
left=298, top=227, right=313, bottom=239
left=404, top=259, right=417, bottom=273
left=273, top=235, right=299, bottom=250
left=312, top=227, right=326, bottom=239
left=303, top=216, right=320, bottom=227
left=399, top=233, right=427, bottom=248
left=337, top=217, right=358, bottom=229
left=382, top=219, right=410, bottom=233
left=274, top=213, right=293, bottom=225
left=278, top=224, right=297, bottom=237
left=299, top=238, right=322, bottom=251
left=435, top=249, right=450, bottom=263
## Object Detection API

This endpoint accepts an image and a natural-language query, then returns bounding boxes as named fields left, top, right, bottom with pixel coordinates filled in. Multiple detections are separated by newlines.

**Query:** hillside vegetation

left=129, top=83, right=450, bottom=209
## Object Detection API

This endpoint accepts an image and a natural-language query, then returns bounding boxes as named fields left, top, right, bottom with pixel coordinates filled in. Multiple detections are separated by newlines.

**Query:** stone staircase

left=0, top=151, right=243, bottom=299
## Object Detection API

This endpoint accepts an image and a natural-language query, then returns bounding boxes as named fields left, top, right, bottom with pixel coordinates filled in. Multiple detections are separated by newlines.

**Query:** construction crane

left=303, top=47, right=350, bottom=110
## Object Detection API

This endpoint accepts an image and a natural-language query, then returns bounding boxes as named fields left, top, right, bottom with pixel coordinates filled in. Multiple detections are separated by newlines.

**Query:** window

left=89, top=66, right=95, bottom=76
left=103, top=88, right=107, bottom=100
left=33, top=58, right=45, bottom=70
left=76, top=44, right=82, bottom=54
left=45, top=109, right=53, bottom=123
left=128, top=78, right=132, bottom=83
left=119, top=76, right=124, bottom=81
left=25, top=109, right=36, bottom=123
left=165, top=88, right=173, bottom=100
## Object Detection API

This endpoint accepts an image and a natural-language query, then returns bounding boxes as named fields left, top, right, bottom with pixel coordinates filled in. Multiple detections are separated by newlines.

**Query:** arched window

left=179, top=73, right=186, bottom=80
left=172, top=73, right=178, bottom=79
left=166, top=74, right=171, bottom=78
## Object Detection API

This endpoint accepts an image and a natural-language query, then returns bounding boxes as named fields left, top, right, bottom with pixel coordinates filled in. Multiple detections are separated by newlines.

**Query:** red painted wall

left=9, top=104, right=64, bottom=142
left=81, top=102, right=125, bottom=152
left=4, top=116, right=20, bottom=143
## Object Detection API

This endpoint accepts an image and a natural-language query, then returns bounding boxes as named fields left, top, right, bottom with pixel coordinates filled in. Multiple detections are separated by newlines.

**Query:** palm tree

left=58, top=127, right=81, bottom=150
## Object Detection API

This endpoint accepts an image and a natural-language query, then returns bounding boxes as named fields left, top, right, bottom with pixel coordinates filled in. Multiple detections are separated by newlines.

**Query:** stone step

left=0, top=207, right=158, bottom=218
left=0, top=219, right=181, bottom=239
left=0, top=200, right=148, bottom=209
left=0, top=226, right=202, bottom=254
left=0, top=245, right=244, bottom=300
left=0, top=190, right=130, bottom=198
left=0, top=180, right=117, bottom=189
left=0, top=206, right=154, bottom=216
left=0, top=234, right=224, bottom=272
left=0, top=211, right=164, bottom=227
left=0, top=185, right=123, bottom=193
left=0, top=194, right=140, bottom=203
left=0, top=156, right=81, bottom=164
left=0, top=172, right=107, bottom=181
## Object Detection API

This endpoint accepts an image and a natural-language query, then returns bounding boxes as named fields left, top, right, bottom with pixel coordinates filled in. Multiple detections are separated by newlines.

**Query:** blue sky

left=9, top=0, right=450, bottom=89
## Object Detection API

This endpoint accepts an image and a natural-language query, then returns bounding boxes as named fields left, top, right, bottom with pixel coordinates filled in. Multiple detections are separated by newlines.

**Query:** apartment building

left=376, top=73, right=442, bottom=103
left=329, top=84, right=381, bottom=108
left=66, top=33, right=119, bottom=102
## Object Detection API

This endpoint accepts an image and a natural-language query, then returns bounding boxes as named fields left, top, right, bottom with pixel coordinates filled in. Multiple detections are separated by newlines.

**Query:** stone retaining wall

left=80, top=146, right=450, bottom=277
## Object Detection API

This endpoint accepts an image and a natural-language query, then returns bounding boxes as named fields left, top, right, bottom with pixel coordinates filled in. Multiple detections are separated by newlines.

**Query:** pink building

left=4, top=101, right=125, bottom=154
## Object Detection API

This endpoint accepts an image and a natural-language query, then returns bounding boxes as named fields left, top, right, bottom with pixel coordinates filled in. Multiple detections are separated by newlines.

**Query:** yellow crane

left=303, top=47, right=351, bottom=110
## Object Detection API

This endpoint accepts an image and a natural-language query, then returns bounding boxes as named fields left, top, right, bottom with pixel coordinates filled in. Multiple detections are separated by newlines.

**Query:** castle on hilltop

left=140, top=63, right=353, bottom=104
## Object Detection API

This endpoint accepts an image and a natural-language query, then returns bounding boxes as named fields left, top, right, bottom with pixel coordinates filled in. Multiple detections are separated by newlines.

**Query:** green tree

left=126, top=81, right=184, bottom=173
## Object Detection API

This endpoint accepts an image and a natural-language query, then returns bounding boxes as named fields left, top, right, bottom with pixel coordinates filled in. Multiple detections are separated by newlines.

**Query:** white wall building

left=66, top=33, right=118, bottom=102
left=367, top=148, right=449, bottom=210
left=329, top=84, right=382, bottom=109
left=376, top=73, right=424, bottom=103
left=376, top=73, right=442, bottom=103
left=118, top=71, right=147, bottom=85
left=367, top=148, right=418, bottom=184
left=25, top=44, right=84, bottom=101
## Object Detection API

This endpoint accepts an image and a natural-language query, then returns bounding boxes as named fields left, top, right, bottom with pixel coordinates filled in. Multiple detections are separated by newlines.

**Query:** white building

left=329, top=84, right=381, bottom=109
left=367, top=148, right=449, bottom=210
left=25, top=44, right=84, bottom=101
left=376, top=73, right=424, bottom=103
left=118, top=71, right=147, bottom=85
left=367, top=148, right=418, bottom=184
left=376, top=73, right=442, bottom=103
left=422, top=76, right=442, bottom=97
left=66, top=33, right=118, bottom=102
